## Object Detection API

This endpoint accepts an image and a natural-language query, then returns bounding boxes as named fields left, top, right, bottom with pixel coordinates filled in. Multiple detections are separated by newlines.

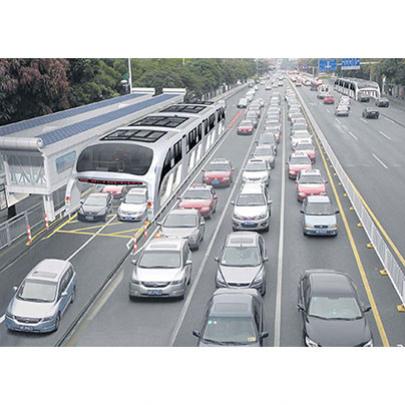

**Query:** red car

left=178, top=185, right=218, bottom=218
left=296, top=169, right=326, bottom=202
left=287, top=152, right=312, bottom=180
left=102, top=185, right=127, bottom=199
left=237, top=120, right=254, bottom=135
left=202, top=159, right=233, bottom=187
left=293, top=141, right=316, bottom=162
left=323, top=95, right=335, bottom=105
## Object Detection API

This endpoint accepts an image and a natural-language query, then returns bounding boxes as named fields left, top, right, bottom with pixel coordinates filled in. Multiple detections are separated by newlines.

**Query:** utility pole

left=128, top=58, right=133, bottom=93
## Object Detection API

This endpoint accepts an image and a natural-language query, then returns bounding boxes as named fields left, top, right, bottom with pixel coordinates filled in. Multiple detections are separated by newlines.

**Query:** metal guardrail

left=0, top=202, right=44, bottom=251
left=292, top=81, right=405, bottom=307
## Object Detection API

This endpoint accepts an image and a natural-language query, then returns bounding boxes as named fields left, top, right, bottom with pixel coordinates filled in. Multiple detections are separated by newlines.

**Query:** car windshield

left=295, top=143, right=313, bottom=151
left=305, top=202, right=334, bottom=215
left=85, top=195, right=106, bottom=206
left=236, top=193, right=266, bottom=206
left=164, top=213, right=197, bottom=228
left=290, top=157, right=311, bottom=165
left=17, top=280, right=57, bottom=303
left=207, top=163, right=230, bottom=172
left=308, top=296, right=362, bottom=320
left=139, top=251, right=181, bottom=268
left=293, top=133, right=311, bottom=139
left=221, top=246, right=261, bottom=266
left=240, top=121, right=252, bottom=126
left=255, top=148, right=272, bottom=156
left=245, top=162, right=267, bottom=171
left=300, top=175, right=322, bottom=184
left=203, top=315, right=258, bottom=344
left=183, top=189, right=211, bottom=200
left=124, top=194, right=146, bottom=204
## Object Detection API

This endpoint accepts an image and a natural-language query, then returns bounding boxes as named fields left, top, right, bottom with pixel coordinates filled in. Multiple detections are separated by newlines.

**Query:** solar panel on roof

left=161, top=104, right=207, bottom=114
left=180, top=101, right=214, bottom=105
left=0, top=92, right=145, bottom=137
left=101, top=128, right=167, bottom=143
left=32, top=93, right=177, bottom=147
left=130, top=115, right=188, bottom=128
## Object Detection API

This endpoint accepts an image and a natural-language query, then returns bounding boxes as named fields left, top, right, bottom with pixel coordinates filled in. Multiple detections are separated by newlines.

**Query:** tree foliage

left=0, top=58, right=261, bottom=125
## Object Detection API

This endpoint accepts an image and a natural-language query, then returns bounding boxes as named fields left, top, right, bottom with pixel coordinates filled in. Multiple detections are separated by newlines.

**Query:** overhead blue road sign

left=341, top=58, right=361, bottom=70
left=319, top=59, right=337, bottom=72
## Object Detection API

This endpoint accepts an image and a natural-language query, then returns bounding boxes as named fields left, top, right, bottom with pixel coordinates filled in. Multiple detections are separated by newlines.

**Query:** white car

left=118, top=187, right=148, bottom=221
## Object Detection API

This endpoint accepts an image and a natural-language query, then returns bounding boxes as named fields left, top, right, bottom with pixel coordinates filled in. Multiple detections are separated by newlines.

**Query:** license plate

left=243, top=221, right=256, bottom=227
left=21, top=325, right=33, bottom=331
left=86, top=216, right=94, bottom=220
left=212, top=179, right=220, bottom=185
left=148, top=290, right=162, bottom=296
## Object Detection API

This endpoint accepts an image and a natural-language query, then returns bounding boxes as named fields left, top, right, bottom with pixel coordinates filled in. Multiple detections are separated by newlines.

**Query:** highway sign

left=341, top=58, right=361, bottom=70
left=318, top=59, right=337, bottom=72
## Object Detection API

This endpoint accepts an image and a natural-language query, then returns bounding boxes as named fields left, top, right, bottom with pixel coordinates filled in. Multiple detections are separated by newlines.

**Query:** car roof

left=240, top=182, right=265, bottom=194
left=188, top=184, right=212, bottom=191
left=127, top=187, right=147, bottom=195
left=301, top=169, right=321, bottom=176
left=209, top=158, right=230, bottom=165
left=145, top=238, right=185, bottom=251
left=305, top=270, right=355, bottom=297
left=210, top=288, right=260, bottom=317
left=28, top=259, right=71, bottom=282
left=306, top=195, right=331, bottom=203
left=226, top=231, right=259, bottom=247
left=168, top=208, right=199, bottom=216
left=87, top=192, right=109, bottom=198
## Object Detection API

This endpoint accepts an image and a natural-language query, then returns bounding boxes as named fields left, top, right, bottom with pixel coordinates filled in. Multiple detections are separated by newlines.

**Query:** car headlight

left=233, top=212, right=244, bottom=220
left=251, top=270, right=264, bottom=286
left=329, top=224, right=338, bottom=230
left=5, top=312, right=14, bottom=320
left=131, top=273, right=140, bottom=284
left=171, top=278, right=185, bottom=285
left=363, top=339, right=373, bottom=347
left=256, top=213, right=268, bottom=220
left=305, top=336, right=320, bottom=347
left=188, top=231, right=199, bottom=242
left=216, top=271, right=225, bottom=284
left=42, top=315, right=55, bottom=322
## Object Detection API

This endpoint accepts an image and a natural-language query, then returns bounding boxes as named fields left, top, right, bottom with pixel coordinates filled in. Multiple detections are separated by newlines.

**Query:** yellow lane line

left=315, top=134, right=390, bottom=347
left=44, top=213, right=78, bottom=239
left=108, top=228, right=142, bottom=236
left=56, top=229, right=133, bottom=239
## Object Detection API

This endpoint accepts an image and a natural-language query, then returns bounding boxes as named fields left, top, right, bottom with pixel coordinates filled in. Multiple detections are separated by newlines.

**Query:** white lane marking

left=169, top=102, right=268, bottom=346
left=335, top=117, right=342, bottom=125
left=0, top=314, right=5, bottom=324
left=326, top=109, right=331, bottom=114
left=66, top=214, right=118, bottom=262
left=274, top=103, right=286, bottom=347
left=383, top=116, right=396, bottom=124
left=347, top=131, right=358, bottom=141
left=372, top=153, right=388, bottom=169
left=378, top=130, right=392, bottom=141
left=361, top=118, right=368, bottom=124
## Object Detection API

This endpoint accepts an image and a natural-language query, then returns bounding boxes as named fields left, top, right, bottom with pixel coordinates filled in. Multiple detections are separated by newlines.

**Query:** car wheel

left=263, top=225, right=269, bottom=233
left=71, top=286, right=76, bottom=304
left=54, top=314, right=61, bottom=332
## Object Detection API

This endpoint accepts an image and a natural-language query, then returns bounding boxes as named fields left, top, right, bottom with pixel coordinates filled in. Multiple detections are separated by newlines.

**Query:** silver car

left=5, top=259, right=76, bottom=333
left=215, top=232, right=268, bottom=295
left=301, top=195, right=339, bottom=236
left=118, top=187, right=148, bottom=221
left=232, top=183, right=271, bottom=232
left=129, top=238, right=192, bottom=299
left=242, top=158, right=271, bottom=187
left=159, top=208, right=205, bottom=250
left=246, top=110, right=259, bottom=128
left=252, top=145, right=276, bottom=169
left=291, top=130, right=313, bottom=148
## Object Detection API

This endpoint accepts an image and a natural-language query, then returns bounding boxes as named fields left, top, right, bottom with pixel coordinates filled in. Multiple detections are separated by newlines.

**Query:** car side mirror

left=263, top=256, right=269, bottom=262
left=131, top=256, right=138, bottom=265
left=200, top=218, right=205, bottom=226
left=80, top=200, right=84, bottom=205
left=231, top=201, right=235, bottom=205
left=268, top=200, right=272, bottom=205
left=61, top=291, right=68, bottom=298
left=335, top=209, right=340, bottom=214
left=300, top=209, right=304, bottom=214
left=325, top=180, right=328, bottom=184
left=260, top=331, right=269, bottom=340
left=13, top=286, right=18, bottom=292
left=297, top=303, right=305, bottom=311
left=192, top=330, right=201, bottom=338
left=186, top=259, right=192, bottom=266
left=363, top=304, right=372, bottom=313
left=177, top=196, right=182, bottom=201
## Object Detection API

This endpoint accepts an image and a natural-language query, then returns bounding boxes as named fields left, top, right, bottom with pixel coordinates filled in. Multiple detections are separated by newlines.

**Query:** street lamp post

left=128, top=58, right=133, bottom=93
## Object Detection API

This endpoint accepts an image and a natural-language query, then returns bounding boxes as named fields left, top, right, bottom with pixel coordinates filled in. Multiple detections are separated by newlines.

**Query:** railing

left=292, top=80, right=405, bottom=307
left=0, top=202, right=44, bottom=251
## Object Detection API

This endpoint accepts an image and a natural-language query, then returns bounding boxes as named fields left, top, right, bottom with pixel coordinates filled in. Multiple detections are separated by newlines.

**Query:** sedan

left=252, top=145, right=276, bottom=169
left=159, top=208, right=205, bottom=251
left=335, top=105, right=350, bottom=117
left=296, top=170, right=326, bottom=202
left=358, top=93, right=370, bottom=102
left=375, top=97, right=389, bottom=107
left=202, top=159, right=233, bottom=187
left=362, top=107, right=379, bottom=119
left=78, top=192, right=112, bottom=222
left=178, top=185, right=218, bottom=219
left=293, top=141, right=316, bottom=162
left=291, top=130, right=312, bottom=148
left=287, top=153, right=312, bottom=180
left=215, top=232, right=268, bottom=295
left=298, top=270, right=373, bottom=347
left=102, top=185, right=127, bottom=199
left=301, top=195, right=338, bottom=236
left=237, top=120, right=255, bottom=135
left=192, top=288, right=269, bottom=346
left=242, top=159, right=271, bottom=187
left=323, top=95, right=335, bottom=104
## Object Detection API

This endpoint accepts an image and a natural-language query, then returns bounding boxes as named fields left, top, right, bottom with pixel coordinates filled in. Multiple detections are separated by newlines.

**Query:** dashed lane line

left=347, top=131, right=358, bottom=141
left=378, top=130, right=392, bottom=141
left=372, top=153, right=388, bottom=169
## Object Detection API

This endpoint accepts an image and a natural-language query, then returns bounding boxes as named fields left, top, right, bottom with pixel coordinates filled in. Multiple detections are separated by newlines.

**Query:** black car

left=358, top=93, right=370, bottom=102
left=78, top=192, right=113, bottom=222
left=362, top=107, right=379, bottom=119
left=193, top=288, right=269, bottom=346
left=297, top=270, right=373, bottom=347
left=375, top=97, right=390, bottom=107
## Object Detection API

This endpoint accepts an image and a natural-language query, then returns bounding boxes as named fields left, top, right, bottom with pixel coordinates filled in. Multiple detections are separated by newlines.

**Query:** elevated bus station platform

left=0, top=88, right=186, bottom=222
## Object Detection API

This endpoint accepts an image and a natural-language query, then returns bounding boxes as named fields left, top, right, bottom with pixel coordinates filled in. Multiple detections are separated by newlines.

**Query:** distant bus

left=334, top=77, right=380, bottom=100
